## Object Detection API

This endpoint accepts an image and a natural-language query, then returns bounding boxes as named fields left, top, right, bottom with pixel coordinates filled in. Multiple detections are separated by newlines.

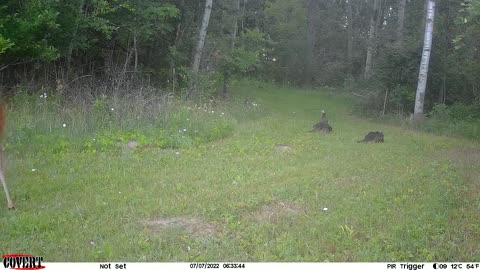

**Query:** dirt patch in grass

left=250, top=202, right=305, bottom=224
left=144, top=217, right=220, bottom=238
left=274, top=145, right=293, bottom=153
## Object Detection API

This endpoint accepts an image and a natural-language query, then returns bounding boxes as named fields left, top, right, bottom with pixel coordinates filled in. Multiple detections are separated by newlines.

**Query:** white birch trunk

left=192, top=0, right=213, bottom=75
left=414, top=0, right=436, bottom=116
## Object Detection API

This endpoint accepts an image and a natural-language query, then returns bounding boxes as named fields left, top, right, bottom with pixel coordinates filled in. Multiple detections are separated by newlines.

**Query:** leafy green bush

left=428, top=103, right=480, bottom=121
left=423, top=103, right=480, bottom=139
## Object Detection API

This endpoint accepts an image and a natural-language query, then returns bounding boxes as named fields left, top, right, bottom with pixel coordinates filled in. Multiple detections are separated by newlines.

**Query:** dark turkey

left=310, top=110, right=332, bottom=133
left=357, top=131, right=384, bottom=143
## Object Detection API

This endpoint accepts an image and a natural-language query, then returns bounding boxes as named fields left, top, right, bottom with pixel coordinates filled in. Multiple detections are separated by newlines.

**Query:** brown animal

left=0, top=103, right=14, bottom=209
left=310, top=110, right=333, bottom=133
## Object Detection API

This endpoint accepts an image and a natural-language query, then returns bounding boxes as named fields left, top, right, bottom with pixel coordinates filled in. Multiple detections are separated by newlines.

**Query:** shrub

left=423, top=103, right=480, bottom=139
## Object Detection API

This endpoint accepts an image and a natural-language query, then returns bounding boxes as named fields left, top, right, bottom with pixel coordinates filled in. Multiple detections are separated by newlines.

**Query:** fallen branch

left=351, top=92, right=367, bottom=98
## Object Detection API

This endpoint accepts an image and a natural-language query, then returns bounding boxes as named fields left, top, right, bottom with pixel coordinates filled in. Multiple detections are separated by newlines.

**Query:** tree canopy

left=0, top=0, right=479, bottom=116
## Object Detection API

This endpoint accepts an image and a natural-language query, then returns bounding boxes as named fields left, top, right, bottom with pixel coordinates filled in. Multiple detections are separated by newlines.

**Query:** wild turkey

left=357, top=131, right=384, bottom=143
left=310, top=110, right=332, bottom=133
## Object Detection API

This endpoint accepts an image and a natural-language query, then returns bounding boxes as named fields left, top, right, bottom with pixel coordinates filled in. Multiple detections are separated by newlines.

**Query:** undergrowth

left=3, top=90, right=265, bottom=158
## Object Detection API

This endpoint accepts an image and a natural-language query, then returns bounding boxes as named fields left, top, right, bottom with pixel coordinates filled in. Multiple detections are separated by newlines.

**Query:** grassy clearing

left=1, top=81, right=479, bottom=261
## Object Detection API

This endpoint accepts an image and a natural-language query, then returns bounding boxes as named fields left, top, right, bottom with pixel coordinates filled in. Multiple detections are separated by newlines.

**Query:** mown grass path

left=1, top=82, right=479, bottom=261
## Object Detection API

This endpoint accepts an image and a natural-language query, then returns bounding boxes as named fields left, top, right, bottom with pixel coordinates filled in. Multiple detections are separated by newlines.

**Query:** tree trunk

left=439, top=0, right=450, bottom=104
left=192, top=0, right=213, bottom=75
left=133, top=32, right=138, bottom=73
left=241, top=0, right=247, bottom=33
left=346, top=0, right=354, bottom=76
left=231, top=0, right=241, bottom=50
left=66, top=37, right=75, bottom=73
left=171, top=23, right=182, bottom=94
left=222, top=0, right=242, bottom=97
left=438, top=77, right=446, bottom=104
left=305, top=0, right=320, bottom=86
left=66, top=1, right=85, bottom=74
left=414, top=0, right=436, bottom=116
left=397, top=0, right=407, bottom=44
left=364, top=0, right=381, bottom=80
left=189, top=0, right=213, bottom=98
left=222, top=71, right=229, bottom=98
left=122, top=35, right=133, bottom=76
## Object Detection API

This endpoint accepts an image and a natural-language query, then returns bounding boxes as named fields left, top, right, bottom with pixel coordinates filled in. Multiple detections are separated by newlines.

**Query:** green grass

left=1, top=80, right=479, bottom=261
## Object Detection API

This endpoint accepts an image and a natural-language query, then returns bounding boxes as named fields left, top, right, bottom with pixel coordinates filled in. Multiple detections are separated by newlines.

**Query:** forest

left=1, top=0, right=480, bottom=262
left=0, top=0, right=479, bottom=119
